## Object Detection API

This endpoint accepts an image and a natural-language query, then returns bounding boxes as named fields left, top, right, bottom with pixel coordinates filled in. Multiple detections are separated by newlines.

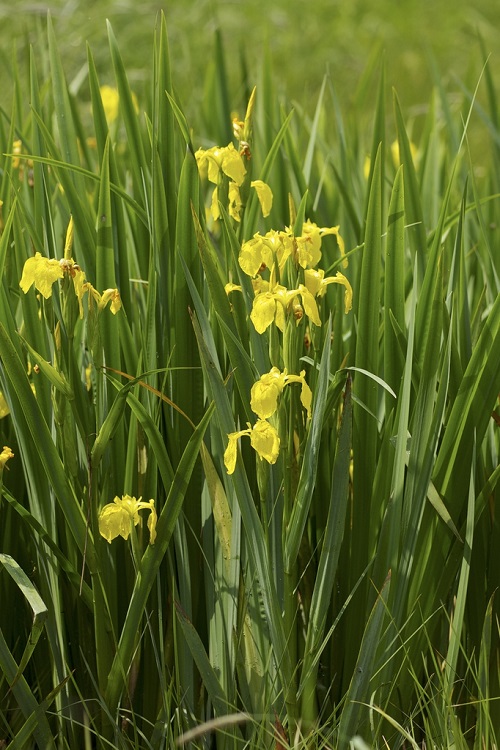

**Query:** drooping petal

left=228, top=181, right=242, bottom=222
left=299, top=373, right=313, bottom=418
left=220, top=143, right=247, bottom=185
left=250, top=420, right=280, bottom=464
left=99, top=288, right=122, bottom=315
left=334, top=272, right=353, bottom=313
left=250, top=367, right=286, bottom=419
left=72, top=268, right=88, bottom=318
left=239, top=234, right=274, bottom=277
left=145, top=500, right=157, bottom=544
left=223, top=429, right=250, bottom=475
left=251, top=180, right=273, bottom=217
left=298, top=285, right=321, bottom=327
left=98, top=496, right=136, bottom=542
left=250, top=293, right=277, bottom=334
left=304, top=268, right=324, bottom=297
left=224, top=282, right=242, bottom=295
left=98, top=494, right=156, bottom=543
left=19, top=253, right=64, bottom=298
left=283, top=370, right=312, bottom=418
left=210, top=185, right=220, bottom=221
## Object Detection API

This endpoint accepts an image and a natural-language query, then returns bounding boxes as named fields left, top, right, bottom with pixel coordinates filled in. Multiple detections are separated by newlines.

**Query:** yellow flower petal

left=210, top=185, right=220, bottom=221
left=146, top=500, right=157, bottom=544
left=299, top=375, right=313, bottom=418
left=250, top=367, right=286, bottom=419
left=98, top=495, right=156, bottom=543
left=224, top=282, right=242, bottom=295
left=0, top=445, right=14, bottom=470
left=223, top=429, right=250, bottom=475
left=304, top=268, right=323, bottom=297
left=250, top=420, right=280, bottom=464
left=72, top=268, right=88, bottom=318
left=239, top=234, right=274, bottom=277
left=19, top=253, right=64, bottom=299
left=297, top=285, right=321, bottom=327
left=282, top=370, right=313, bottom=418
left=251, top=180, right=273, bottom=217
left=99, top=288, right=122, bottom=315
left=250, top=293, right=278, bottom=334
left=335, top=272, right=353, bottom=313
left=220, top=143, right=246, bottom=185
left=228, top=181, right=242, bottom=222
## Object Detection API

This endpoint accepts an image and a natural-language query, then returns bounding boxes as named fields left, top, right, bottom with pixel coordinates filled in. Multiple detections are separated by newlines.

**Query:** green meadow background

left=2, top=0, right=499, bottom=115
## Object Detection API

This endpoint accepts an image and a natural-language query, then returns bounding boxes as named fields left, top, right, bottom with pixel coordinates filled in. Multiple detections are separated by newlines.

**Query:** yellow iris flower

left=0, top=445, right=14, bottom=472
left=196, top=142, right=247, bottom=186
left=250, top=367, right=312, bottom=420
left=98, top=495, right=157, bottom=544
left=19, top=253, right=121, bottom=318
left=304, top=268, right=353, bottom=314
left=250, top=180, right=273, bottom=217
left=239, top=230, right=293, bottom=277
left=195, top=143, right=273, bottom=223
left=250, top=281, right=320, bottom=334
left=224, top=419, right=280, bottom=474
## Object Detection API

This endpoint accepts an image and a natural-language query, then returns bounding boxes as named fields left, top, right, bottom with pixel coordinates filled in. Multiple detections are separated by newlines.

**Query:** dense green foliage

left=0, top=8, right=499, bottom=749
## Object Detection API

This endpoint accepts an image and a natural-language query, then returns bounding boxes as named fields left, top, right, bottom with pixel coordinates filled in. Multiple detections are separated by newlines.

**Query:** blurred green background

left=1, top=0, right=498, bottom=120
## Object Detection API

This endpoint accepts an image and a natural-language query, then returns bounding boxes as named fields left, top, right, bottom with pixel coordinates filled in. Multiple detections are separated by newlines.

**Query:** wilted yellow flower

left=304, top=268, right=353, bottom=314
left=0, top=445, right=14, bottom=471
left=250, top=180, right=273, bottom=217
left=98, top=494, right=157, bottom=544
left=250, top=367, right=312, bottom=419
left=224, top=420, right=280, bottom=474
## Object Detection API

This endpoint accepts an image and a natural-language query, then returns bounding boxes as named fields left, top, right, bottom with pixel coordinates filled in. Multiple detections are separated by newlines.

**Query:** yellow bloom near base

left=224, top=420, right=280, bottom=474
left=99, top=495, right=157, bottom=544
left=0, top=445, right=14, bottom=471
left=250, top=367, right=312, bottom=419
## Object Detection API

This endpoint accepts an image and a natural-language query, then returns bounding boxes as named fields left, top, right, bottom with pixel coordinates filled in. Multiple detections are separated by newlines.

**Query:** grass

left=0, top=6, right=499, bottom=749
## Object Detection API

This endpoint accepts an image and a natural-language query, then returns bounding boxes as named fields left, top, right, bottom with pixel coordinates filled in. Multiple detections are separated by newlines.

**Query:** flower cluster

left=19, top=219, right=121, bottom=318
left=223, top=366, right=312, bottom=474
left=195, top=144, right=272, bottom=223
left=98, top=494, right=157, bottom=544
left=195, top=87, right=272, bottom=224
left=232, top=220, right=352, bottom=335
left=224, top=216, right=353, bottom=475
